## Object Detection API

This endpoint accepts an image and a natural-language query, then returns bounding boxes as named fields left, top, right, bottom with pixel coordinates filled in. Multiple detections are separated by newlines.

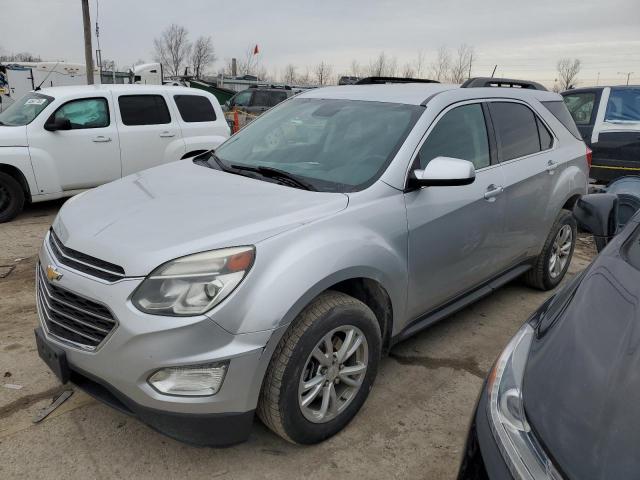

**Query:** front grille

left=48, top=229, right=125, bottom=282
left=36, top=265, right=117, bottom=350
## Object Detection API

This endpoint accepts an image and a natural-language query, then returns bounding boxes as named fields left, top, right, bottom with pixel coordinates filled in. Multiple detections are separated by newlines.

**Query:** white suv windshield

left=0, top=92, right=54, bottom=126
left=214, top=98, right=423, bottom=192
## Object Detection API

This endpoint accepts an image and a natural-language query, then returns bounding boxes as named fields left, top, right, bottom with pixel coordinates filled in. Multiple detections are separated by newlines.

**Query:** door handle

left=92, top=136, right=111, bottom=142
left=546, top=160, right=559, bottom=172
left=159, top=131, right=175, bottom=138
left=484, top=184, right=504, bottom=201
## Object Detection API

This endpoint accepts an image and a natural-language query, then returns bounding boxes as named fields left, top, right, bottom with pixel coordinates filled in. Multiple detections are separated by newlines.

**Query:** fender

left=183, top=135, right=228, bottom=156
left=0, top=147, right=38, bottom=199
left=208, top=208, right=409, bottom=337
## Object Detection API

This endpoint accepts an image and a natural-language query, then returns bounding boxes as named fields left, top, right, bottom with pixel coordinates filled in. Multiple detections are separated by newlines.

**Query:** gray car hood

left=53, top=161, right=348, bottom=276
left=0, top=125, right=28, bottom=147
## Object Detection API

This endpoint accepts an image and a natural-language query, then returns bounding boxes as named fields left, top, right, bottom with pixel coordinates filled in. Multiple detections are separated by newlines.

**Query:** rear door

left=405, top=101, right=507, bottom=319
left=172, top=93, right=228, bottom=141
left=116, top=93, right=186, bottom=176
left=27, top=94, right=121, bottom=191
left=489, top=100, right=557, bottom=263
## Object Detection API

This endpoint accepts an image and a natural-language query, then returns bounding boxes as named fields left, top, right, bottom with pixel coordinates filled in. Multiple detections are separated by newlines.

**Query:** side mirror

left=573, top=193, right=619, bottom=252
left=44, top=117, right=72, bottom=132
left=410, top=156, right=476, bottom=188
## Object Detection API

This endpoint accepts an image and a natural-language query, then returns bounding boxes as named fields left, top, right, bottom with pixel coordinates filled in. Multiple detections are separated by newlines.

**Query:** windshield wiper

left=229, top=164, right=317, bottom=191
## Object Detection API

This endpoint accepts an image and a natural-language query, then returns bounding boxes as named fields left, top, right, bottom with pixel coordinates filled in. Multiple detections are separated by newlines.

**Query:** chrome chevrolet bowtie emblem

left=46, top=265, right=63, bottom=282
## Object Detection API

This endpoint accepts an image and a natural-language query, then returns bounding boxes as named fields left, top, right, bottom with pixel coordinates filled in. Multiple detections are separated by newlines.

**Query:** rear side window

left=52, top=97, right=109, bottom=129
left=562, top=93, right=596, bottom=125
left=537, top=118, right=554, bottom=150
left=489, top=102, right=540, bottom=161
left=173, top=95, right=216, bottom=122
left=419, top=103, right=490, bottom=170
left=269, top=91, right=288, bottom=106
left=605, top=88, right=640, bottom=122
left=118, top=95, right=171, bottom=126
left=543, top=100, right=582, bottom=139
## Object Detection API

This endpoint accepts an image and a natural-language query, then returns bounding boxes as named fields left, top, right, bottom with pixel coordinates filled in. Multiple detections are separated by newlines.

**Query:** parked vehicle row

left=33, top=78, right=589, bottom=447
left=0, top=84, right=229, bottom=221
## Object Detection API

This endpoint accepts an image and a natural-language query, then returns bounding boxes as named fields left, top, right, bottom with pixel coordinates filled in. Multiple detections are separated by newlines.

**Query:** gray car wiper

left=229, top=164, right=317, bottom=191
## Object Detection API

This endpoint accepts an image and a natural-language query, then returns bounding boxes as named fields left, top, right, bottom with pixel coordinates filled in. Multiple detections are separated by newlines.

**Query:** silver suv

left=34, top=79, right=588, bottom=446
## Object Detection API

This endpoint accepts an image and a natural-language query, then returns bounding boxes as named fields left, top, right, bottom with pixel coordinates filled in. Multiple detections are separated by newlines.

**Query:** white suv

left=0, top=84, right=229, bottom=221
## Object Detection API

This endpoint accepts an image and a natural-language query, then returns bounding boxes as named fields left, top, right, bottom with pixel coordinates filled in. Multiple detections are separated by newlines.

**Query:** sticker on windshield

left=25, top=98, right=47, bottom=105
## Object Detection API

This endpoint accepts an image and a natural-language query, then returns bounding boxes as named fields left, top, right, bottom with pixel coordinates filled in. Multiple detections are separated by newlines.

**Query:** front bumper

left=458, top=384, right=512, bottom=480
left=35, top=237, right=283, bottom=445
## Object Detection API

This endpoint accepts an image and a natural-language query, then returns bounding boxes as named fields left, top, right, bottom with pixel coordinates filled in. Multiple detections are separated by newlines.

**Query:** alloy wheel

left=549, top=224, right=573, bottom=279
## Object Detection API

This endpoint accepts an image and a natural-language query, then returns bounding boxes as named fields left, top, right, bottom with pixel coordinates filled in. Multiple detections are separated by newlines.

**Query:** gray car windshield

left=214, top=98, right=423, bottom=192
left=0, top=92, right=54, bottom=126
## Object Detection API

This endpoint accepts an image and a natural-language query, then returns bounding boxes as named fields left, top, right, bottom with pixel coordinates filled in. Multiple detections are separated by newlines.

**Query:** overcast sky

left=1, top=0, right=639, bottom=87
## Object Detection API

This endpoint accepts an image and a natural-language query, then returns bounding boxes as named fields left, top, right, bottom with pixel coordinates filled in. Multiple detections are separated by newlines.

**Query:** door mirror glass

left=411, top=156, right=476, bottom=187
left=573, top=193, right=619, bottom=252
left=44, top=117, right=72, bottom=131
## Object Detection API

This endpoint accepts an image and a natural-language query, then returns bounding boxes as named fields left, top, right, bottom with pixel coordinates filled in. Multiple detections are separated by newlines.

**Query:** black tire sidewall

left=541, top=212, right=577, bottom=289
left=0, top=173, right=25, bottom=223
left=279, top=304, right=381, bottom=444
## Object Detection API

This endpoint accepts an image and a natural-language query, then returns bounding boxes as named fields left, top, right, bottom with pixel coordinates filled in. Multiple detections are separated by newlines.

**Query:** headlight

left=132, top=246, right=254, bottom=316
left=487, top=323, right=562, bottom=479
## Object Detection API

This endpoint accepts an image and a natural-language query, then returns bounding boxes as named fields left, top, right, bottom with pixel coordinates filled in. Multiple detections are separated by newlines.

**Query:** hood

left=523, top=243, right=640, bottom=480
left=53, top=161, right=348, bottom=276
left=0, top=125, right=28, bottom=147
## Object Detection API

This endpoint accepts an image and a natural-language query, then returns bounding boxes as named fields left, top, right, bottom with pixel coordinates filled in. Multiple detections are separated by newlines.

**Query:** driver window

left=233, top=91, right=252, bottom=107
left=418, top=103, right=490, bottom=170
left=52, top=98, right=109, bottom=129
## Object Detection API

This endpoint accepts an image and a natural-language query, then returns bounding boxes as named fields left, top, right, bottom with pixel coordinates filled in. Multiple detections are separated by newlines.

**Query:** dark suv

left=562, top=86, right=640, bottom=183
left=223, top=85, right=294, bottom=115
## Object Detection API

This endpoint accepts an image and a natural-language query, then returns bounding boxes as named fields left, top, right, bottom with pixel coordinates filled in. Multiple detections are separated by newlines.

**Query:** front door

left=27, top=95, right=121, bottom=191
left=405, top=102, right=507, bottom=320
left=116, top=93, right=185, bottom=176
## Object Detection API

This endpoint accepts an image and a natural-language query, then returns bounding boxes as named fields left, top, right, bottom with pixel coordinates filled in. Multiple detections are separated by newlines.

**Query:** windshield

left=0, top=92, right=54, bottom=126
left=214, top=98, right=423, bottom=192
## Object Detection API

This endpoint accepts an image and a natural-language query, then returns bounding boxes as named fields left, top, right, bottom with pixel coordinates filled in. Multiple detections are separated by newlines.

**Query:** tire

left=0, top=172, right=25, bottom=223
left=258, top=290, right=381, bottom=444
left=524, top=209, right=577, bottom=291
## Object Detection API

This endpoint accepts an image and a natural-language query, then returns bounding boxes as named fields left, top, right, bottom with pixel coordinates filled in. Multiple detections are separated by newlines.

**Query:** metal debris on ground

left=32, top=389, right=74, bottom=423
left=0, top=265, right=15, bottom=278
left=3, top=383, right=23, bottom=390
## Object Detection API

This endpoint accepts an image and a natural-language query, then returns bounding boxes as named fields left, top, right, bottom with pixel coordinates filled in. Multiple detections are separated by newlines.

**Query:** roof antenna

left=490, top=65, right=497, bottom=78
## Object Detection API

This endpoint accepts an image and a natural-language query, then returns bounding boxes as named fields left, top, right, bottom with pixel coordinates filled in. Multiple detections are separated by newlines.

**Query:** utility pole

left=81, top=0, right=94, bottom=84
left=596, top=72, right=600, bottom=86
left=618, top=72, right=633, bottom=85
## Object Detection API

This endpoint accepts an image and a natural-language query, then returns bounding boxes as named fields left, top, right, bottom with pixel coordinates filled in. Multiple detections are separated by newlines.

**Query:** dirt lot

left=0, top=201, right=597, bottom=480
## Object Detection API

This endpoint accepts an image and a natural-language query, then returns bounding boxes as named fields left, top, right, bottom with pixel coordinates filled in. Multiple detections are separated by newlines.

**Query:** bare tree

left=367, top=52, right=397, bottom=77
left=283, top=64, right=297, bottom=84
left=401, top=62, right=415, bottom=78
left=350, top=59, right=361, bottom=77
left=556, top=58, right=581, bottom=90
left=449, top=44, right=474, bottom=83
left=314, top=61, right=333, bottom=86
left=414, top=50, right=426, bottom=77
left=0, top=51, right=42, bottom=62
left=153, top=24, right=192, bottom=77
left=429, top=46, right=451, bottom=82
left=191, top=36, right=216, bottom=78
left=297, top=67, right=312, bottom=85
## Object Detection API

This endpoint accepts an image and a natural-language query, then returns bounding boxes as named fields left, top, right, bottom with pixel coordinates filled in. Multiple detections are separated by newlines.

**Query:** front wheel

left=524, top=209, right=577, bottom=290
left=258, top=291, right=381, bottom=444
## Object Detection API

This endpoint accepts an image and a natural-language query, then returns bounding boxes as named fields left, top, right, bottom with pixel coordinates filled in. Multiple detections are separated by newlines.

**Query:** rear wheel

left=0, top=172, right=25, bottom=223
left=524, top=209, right=577, bottom=290
left=258, top=291, right=381, bottom=444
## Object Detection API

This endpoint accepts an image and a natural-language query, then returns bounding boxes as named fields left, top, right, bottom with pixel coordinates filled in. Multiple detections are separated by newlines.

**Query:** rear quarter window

left=543, top=100, right=582, bottom=139
left=174, top=95, right=217, bottom=122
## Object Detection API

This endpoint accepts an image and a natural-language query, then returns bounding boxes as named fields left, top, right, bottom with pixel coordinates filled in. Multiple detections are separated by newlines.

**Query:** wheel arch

left=0, top=163, right=31, bottom=202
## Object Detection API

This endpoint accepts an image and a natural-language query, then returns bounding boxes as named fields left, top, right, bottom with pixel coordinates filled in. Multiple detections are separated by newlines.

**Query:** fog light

left=148, top=362, right=228, bottom=396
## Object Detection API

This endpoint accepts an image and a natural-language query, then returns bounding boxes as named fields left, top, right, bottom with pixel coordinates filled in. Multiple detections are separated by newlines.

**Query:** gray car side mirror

left=410, top=156, right=476, bottom=188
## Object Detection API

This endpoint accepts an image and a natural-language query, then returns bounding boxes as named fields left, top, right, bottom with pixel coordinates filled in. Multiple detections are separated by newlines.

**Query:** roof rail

left=248, top=84, right=292, bottom=90
left=354, top=76, right=439, bottom=85
left=461, top=77, right=547, bottom=91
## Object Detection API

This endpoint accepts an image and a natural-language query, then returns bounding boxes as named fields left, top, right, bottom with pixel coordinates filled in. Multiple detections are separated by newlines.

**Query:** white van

left=0, top=84, right=230, bottom=221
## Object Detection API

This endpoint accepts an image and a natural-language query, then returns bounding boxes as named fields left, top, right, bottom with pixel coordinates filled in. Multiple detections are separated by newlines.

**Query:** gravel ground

left=0, top=200, right=596, bottom=479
